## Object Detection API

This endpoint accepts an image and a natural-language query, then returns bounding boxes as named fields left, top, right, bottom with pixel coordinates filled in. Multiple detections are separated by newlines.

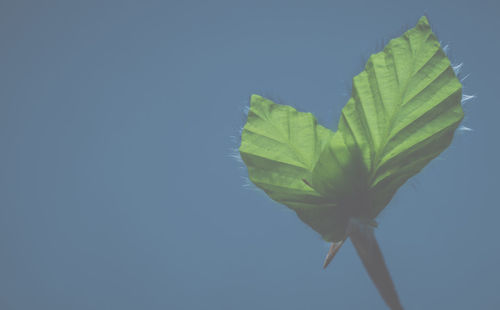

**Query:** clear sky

left=0, top=0, right=498, bottom=309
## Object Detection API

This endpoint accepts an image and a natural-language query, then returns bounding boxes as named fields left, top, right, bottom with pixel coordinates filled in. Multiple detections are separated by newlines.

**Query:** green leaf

left=239, top=95, right=334, bottom=208
left=313, top=16, right=464, bottom=220
left=239, top=95, right=348, bottom=239
left=239, top=17, right=464, bottom=242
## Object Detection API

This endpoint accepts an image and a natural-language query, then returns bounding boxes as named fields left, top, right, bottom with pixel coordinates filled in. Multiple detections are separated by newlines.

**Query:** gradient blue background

left=0, top=1, right=498, bottom=309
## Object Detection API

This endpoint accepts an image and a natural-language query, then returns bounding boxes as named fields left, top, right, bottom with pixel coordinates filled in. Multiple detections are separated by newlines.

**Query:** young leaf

left=239, top=95, right=353, bottom=240
left=237, top=16, right=464, bottom=310
left=239, top=94, right=333, bottom=209
left=239, top=17, right=463, bottom=241
left=314, top=16, right=464, bottom=220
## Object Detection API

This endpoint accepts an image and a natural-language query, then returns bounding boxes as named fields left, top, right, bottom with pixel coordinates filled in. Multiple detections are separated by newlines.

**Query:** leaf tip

left=417, top=15, right=430, bottom=27
left=249, top=94, right=264, bottom=106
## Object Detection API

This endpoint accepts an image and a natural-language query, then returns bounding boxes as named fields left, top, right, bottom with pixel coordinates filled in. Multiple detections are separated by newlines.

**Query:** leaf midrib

left=368, top=33, right=432, bottom=185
